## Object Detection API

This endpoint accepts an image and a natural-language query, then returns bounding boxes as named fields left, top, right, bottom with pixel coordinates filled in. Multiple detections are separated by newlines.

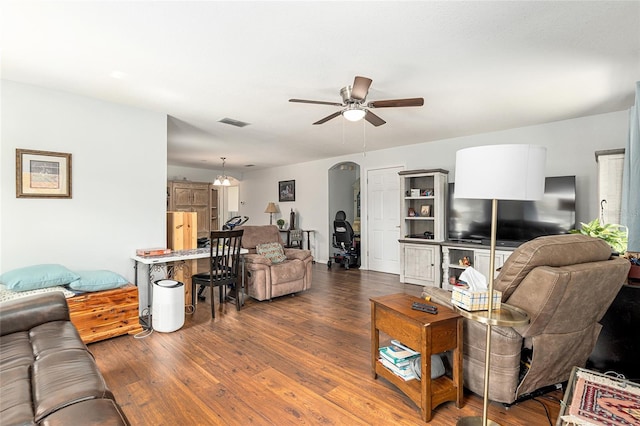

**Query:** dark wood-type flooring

left=89, top=264, right=562, bottom=425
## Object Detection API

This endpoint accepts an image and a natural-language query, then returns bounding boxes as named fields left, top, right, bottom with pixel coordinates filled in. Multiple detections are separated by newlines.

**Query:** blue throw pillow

left=0, top=264, right=80, bottom=291
left=68, top=270, right=128, bottom=292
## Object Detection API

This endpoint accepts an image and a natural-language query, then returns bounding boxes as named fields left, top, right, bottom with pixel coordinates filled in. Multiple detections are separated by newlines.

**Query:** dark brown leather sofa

left=0, top=292, right=130, bottom=425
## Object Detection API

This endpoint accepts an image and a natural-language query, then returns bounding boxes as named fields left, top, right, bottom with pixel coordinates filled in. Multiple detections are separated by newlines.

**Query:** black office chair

left=191, top=229, right=244, bottom=318
left=328, top=210, right=360, bottom=270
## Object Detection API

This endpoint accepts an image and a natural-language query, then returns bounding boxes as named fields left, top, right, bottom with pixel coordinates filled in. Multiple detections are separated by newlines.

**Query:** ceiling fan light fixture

left=343, top=107, right=366, bottom=122
left=291, top=75, right=422, bottom=126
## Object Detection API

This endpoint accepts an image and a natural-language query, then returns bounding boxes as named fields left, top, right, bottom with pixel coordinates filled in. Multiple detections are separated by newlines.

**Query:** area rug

left=559, top=368, right=640, bottom=426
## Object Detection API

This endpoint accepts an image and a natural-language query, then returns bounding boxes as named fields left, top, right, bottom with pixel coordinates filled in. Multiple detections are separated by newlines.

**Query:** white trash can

left=152, top=279, right=185, bottom=332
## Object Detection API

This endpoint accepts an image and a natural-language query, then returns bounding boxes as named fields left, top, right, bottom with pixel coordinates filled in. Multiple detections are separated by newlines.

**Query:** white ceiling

left=2, top=1, right=639, bottom=173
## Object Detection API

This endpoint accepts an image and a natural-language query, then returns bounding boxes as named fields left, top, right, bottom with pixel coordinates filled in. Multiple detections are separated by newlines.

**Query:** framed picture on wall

left=279, top=180, right=295, bottom=202
left=16, top=149, right=72, bottom=198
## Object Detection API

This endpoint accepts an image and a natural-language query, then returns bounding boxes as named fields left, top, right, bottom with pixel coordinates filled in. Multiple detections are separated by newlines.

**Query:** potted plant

left=276, top=219, right=285, bottom=229
left=570, top=218, right=628, bottom=254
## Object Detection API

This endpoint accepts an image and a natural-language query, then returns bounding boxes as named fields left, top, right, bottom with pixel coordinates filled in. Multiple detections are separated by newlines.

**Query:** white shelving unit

left=398, top=169, right=448, bottom=287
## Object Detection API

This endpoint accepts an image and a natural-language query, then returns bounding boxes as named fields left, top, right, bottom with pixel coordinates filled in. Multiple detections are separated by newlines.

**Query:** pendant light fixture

left=213, top=157, right=231, bottom=186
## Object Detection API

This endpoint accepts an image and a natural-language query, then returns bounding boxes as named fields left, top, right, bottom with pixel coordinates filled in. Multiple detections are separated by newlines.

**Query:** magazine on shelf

left=379, top=351, right=412, bottom=367
left=379, top=343, right=419, bottom=365
left=379, top=357, right=417, bottom=381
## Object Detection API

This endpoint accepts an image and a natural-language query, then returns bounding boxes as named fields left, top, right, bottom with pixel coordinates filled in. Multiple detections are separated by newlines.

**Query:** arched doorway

left=328, top=161, right=360, bottom=263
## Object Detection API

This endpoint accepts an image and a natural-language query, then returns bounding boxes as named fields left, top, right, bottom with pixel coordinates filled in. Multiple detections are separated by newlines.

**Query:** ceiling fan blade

left=368, top=97, right=424, bottom=108
left=289, top=98, right=344, bottom=107
left=313, top=111, right=342, bottom=125
left=364, top=110, right=386, bottom=127
left=351, top=76, right=373, bottom=101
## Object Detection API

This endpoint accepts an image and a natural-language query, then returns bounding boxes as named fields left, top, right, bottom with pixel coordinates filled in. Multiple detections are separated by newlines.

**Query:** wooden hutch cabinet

left=167, top=181, right=217, bottom=239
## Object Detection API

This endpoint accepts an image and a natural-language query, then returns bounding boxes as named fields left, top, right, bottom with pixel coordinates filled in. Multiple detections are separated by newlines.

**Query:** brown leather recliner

left=237, top=225, right=312, bottom=301
left=425, top=234, right=630, bottom=404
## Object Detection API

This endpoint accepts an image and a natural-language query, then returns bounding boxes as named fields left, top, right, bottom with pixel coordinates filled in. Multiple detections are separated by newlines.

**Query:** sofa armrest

left=284, top=249, right=312, bottom=261
left=0, top=292, right=70, bottom=336
left=242, top=253, right=272, bottom=266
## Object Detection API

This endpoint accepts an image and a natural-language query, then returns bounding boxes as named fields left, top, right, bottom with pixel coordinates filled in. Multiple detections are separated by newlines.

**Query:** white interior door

left=367, top=166, right=402, bottom=274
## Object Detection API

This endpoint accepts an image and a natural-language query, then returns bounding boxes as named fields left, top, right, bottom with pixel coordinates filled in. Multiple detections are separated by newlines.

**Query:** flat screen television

left=447, top=176, right=576, bottom=247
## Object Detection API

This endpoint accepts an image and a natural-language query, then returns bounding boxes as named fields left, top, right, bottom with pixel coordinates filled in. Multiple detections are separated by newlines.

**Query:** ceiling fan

left=289, top=76, right=424, bottom=127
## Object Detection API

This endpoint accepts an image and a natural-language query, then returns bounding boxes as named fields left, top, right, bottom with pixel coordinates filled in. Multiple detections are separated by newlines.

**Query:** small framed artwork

left=421, top=205, right=431, bottom=217
left=279, top=180, right=295, bottom=202
left=16, top=149, right=72, bottom=198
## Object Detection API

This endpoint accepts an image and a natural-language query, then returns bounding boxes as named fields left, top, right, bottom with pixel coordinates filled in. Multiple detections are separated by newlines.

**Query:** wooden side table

left=371, top=293, right=463, bottom=422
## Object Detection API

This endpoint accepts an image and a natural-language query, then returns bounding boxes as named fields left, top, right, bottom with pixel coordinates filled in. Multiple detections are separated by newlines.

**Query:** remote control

left=412, top=302, right=437, bottom=311
left=412, top=301, right=436, bottom=308
left=411, top=301, right=438, bottom=314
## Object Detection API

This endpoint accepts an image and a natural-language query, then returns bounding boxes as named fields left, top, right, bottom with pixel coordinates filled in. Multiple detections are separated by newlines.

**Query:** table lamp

left=454, top=144, right=546, bottom=426
left=264, top=202, right=279, bottom=225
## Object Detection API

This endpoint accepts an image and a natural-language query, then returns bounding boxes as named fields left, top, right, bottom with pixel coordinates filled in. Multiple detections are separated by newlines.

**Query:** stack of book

left=378, top=341, right=420, bottom=381
left=135, top=247, right=172, bottom=257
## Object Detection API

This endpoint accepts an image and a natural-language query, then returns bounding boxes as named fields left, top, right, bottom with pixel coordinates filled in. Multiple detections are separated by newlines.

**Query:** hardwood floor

left=89, top=265, right=562, bottom=425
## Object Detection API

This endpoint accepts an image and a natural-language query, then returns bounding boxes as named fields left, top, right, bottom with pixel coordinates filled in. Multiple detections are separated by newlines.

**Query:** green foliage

left=570, top=218, right=628, bottom=253
left=276, top=219, right=285, bottom=227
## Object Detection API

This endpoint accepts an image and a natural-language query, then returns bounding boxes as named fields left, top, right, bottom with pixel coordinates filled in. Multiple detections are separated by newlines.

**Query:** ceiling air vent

left=218, top=117, right=250, bottom=128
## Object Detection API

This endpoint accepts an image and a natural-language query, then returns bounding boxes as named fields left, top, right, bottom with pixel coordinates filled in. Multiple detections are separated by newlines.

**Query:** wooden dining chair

left=191, top=229, right=244, bottom=318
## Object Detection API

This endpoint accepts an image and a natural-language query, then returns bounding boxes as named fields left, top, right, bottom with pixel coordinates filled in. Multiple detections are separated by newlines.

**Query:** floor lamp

left=454, top=144, right=546, bottom=426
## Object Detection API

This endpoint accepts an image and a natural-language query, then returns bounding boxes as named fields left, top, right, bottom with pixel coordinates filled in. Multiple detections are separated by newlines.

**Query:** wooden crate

left=67, top=284, right=143, bottom=344
left=167, top=211, right=197, bottom=250
left=167, top=211, right=199, bottom=304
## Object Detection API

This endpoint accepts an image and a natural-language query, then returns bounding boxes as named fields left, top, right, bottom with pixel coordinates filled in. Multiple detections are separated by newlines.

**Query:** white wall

left=4, top=82, right=625, bottom=299
left=1, top=81, right=167, bottom=303
left=235, top=110, right=629, bottom=266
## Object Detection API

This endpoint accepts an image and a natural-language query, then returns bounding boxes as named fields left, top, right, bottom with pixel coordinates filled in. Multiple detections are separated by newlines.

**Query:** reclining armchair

left=237, top=225, right=313, bottom=301
left=425, top=234, right=630, bottom=404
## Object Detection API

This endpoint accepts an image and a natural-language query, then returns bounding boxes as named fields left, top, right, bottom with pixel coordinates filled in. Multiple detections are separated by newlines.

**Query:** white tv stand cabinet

left=441, top=242, right=516, bottom=290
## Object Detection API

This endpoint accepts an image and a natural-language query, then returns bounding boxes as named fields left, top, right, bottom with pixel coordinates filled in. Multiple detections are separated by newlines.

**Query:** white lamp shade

left=343, top=108, right=366, bottom=122
left=454, top=144, right=546, bottom=201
